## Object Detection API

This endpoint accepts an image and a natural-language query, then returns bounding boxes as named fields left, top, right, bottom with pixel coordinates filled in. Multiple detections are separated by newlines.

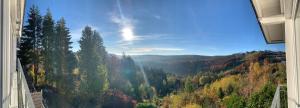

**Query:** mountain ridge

left=129, top=51, right=285, bottom=75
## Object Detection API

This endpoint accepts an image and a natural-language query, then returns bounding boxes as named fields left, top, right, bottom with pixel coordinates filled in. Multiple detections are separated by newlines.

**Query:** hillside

left=132, top=51, right=285, bottom=75
left=158, top=51, right=287, bottom=108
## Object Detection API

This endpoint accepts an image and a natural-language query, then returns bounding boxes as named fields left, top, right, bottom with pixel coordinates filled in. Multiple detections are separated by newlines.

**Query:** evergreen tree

left=19, top=5, right=43, bottom=88
left=41, top=9, right=55, bottom=85
left=55, top=18, right=77, bottom=93
left=184, top=77, right=195, bottom=93
left=121, top=55, right=142, bottom=98
left=78, top=26, right=108, bottom=107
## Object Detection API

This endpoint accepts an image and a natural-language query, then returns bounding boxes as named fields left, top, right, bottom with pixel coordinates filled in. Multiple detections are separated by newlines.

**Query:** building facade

left=0, top=0, right=31, bottom=108
left=252, top=0, right=300, bottom=107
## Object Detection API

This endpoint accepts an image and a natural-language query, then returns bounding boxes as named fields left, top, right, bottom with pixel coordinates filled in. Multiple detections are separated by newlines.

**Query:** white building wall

left=252, top=0, right=300, bottom=107
left=1, top=0, right=25, bottom=107
left=285, top=18, right=299, bottom=108
left=2, top=0, right=12, bottom=107
left=284, top=1, right=300, bottom=107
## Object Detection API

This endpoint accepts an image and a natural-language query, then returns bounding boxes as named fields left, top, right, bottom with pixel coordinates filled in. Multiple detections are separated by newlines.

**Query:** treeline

left=19, top=6, right=161, bottom=108
left=19, top=6, right=77, bottom=91
left=18, top=6, right=111, bottom=107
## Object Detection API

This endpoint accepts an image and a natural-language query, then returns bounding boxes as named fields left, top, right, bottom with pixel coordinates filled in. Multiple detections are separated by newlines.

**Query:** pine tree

left=78, top=26, right=109, bottom=107
left=19, top=5, right=43, bottom=88
left=120, top=54, right=143, bottom=98
left=55, top=18, right=77, bottom=93
left=41, top=9, right=55, bottom=85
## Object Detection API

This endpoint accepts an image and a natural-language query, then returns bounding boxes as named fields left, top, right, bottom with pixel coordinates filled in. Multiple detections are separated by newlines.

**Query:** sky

left=25, top=0, right=285, bottom=56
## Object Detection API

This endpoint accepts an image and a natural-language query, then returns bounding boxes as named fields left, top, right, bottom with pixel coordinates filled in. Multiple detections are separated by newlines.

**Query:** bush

left=223, top=93, right=245, bottom=108
left=136, top=103, right=156, bottom=108
left=247, top=82, right=276, bottom=108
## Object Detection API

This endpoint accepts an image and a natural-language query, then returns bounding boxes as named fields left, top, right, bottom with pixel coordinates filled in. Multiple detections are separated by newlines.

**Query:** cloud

left=154, top=15, right=161, bottom=19
left=128, top=47, right=184, bottom=53
left=111, top=14, right=138, bottom=41
left=136, top=33, right=170, bottom=40
left=107, top=47, right=184, bottom=55
left=111, top=13, right=168, bottom=43
left=111, top=0, right=139, bottom=42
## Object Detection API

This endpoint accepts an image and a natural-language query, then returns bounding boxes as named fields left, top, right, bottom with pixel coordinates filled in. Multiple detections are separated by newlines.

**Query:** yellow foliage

left=28, top=65, right=46, bottom=86
left=72, top=68, right=80, bottom=76
left=37, top=68, right=46, bottom=86
left=169, top=94, right=184, bottom=108
left=213, top=75, right=240, bottom=89
left=183, top=103, right=202, bottom=108
left=248, top=61, right=271, bottom=92
left=29, top=65, right=35, bottom=81
left=202, top=75, right=242, bottom=100
left=98, top=64, right=110, bottom=92
left=162, top=92, right=194, bottom=108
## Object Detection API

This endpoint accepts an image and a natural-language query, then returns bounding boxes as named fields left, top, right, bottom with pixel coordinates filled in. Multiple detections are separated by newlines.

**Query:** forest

left=18, top=6, right=287, bottom=108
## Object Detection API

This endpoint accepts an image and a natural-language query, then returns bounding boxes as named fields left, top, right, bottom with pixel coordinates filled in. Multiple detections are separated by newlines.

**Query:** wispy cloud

left=107, top=46, right=184, bottom=55
left=154, top=15, right=161, bottom=19
left=128, top=47, right=184, bottom=53
left=112, top=0, right=138, bottom=42
left=108, top=0, right=185, bottom=55
left=136, top=33, right=170, bottom=40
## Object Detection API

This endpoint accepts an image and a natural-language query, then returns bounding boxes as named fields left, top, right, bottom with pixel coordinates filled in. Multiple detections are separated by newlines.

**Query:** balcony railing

left=17, top=59, right=35, bottom=108
left=271, top=85, right=288, bottom=108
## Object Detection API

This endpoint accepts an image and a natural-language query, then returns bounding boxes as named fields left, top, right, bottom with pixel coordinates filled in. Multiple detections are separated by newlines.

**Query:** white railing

left=17, top=59, right=35, bottom=108
left=271, top=85, right=287, bottom=108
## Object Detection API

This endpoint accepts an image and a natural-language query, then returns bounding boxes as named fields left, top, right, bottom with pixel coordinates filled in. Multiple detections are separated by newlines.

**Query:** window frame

left=0, top=0, right=3, bottom=107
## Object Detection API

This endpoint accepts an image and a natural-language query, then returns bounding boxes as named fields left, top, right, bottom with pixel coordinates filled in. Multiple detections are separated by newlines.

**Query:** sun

left=121, top=27, right=135, bottom=41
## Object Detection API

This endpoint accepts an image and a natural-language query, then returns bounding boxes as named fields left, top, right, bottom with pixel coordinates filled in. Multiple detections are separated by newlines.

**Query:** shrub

left=223, top=93, right=245, bottom=108
left=247, top=82, right=276, bottom=108
left=136, top=103, right=156, bottom=108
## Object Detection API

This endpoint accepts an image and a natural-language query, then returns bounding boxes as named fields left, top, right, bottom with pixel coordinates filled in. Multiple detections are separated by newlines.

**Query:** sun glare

left=121, top=27, right=135, bottom=41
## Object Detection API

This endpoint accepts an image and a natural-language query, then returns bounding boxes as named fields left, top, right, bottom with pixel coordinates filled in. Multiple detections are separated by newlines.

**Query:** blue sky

left=25, top=0, right=285, bottom=55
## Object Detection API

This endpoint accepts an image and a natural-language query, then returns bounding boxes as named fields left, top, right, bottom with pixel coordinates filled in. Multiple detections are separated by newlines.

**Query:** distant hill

left=132, top=51, right=285, bottom=75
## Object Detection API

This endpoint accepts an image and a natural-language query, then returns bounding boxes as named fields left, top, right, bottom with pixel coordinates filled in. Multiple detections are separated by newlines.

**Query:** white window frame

left=0, top=0, right=3, bottom=107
